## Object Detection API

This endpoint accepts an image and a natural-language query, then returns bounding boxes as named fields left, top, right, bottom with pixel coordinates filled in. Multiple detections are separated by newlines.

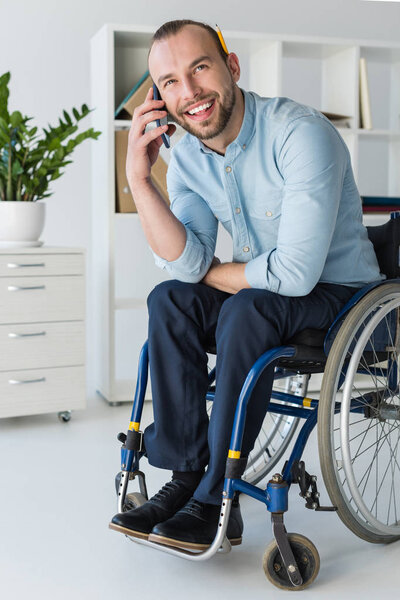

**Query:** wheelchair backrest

left=366, top=213, right=400, bottom=279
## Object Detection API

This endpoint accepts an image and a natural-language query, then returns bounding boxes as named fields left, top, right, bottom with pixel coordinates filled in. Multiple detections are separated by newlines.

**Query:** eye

left=194, top=64, right=207, bottom=73
left=164, top=79, right=176, bottom=87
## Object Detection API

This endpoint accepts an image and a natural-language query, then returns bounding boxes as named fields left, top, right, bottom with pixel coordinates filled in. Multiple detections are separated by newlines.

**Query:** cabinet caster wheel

left=58, top=411, right=72, bottom=423
left=262, top=533, right=320, bottom=591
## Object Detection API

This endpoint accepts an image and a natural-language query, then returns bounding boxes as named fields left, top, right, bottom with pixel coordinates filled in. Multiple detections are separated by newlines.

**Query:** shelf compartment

left=357, top=135, right=400, bottom=196
left=114, top=215, right=170, bottom=300
left=359, top=46, right=400, bottom=132
left=281, top=41, right=358, bottom=125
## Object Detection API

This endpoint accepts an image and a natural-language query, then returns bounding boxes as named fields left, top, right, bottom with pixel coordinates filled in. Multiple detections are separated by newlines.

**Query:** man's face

left=148, top=25, right=238, bottom=140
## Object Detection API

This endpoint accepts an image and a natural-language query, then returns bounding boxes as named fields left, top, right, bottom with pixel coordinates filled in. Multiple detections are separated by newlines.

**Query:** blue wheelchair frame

left=116, top=214, right=400, bottom=585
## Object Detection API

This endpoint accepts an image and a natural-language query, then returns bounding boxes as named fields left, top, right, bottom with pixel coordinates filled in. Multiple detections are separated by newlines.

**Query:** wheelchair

left=112, top=212, right=400, bottom=591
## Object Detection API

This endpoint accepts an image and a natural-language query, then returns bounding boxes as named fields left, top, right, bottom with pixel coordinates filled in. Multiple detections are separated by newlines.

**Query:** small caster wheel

left=262, top=533, right=320, bottom=591
left=58, top=411, right=71, bottom=423
left=123, top=492, right=147, bottom=511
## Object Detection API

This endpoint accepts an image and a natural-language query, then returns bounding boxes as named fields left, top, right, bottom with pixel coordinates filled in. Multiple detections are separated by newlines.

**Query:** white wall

left=0, top=0, right=399, bottom=397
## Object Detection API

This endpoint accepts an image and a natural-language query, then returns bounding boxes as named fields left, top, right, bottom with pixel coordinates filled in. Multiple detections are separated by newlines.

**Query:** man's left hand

left=201, top=258, right=251, bottom=294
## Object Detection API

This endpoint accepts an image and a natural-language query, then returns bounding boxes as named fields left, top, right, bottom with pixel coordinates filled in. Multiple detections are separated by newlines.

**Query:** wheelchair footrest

left=290, top=460, right=337, bottom=512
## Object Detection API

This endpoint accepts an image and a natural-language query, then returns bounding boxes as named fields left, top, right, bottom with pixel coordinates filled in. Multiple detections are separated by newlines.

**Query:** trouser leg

left=193, top=283, right=358, bottom=504
left=144, top=280, right=230, bottom=471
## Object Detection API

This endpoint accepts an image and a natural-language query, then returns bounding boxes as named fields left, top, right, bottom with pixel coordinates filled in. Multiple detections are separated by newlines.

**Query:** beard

left=167, top=78, right=237, bottom=141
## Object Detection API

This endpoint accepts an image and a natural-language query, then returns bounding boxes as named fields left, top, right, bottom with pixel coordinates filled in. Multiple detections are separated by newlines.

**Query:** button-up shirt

left=153, top=90, right=383, bottom=296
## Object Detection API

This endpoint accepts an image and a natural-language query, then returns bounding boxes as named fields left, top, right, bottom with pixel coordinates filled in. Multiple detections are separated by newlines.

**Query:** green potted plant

left=0, top=71, right=101, bottom=247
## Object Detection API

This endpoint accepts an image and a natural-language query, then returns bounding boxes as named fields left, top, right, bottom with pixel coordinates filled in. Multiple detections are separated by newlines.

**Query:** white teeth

left=188, top=101, right=213, bottom=115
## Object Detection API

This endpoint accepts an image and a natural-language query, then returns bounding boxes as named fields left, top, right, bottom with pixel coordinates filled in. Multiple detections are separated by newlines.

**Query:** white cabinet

left=90, top=24, right=400, bottom=404
left=0, top=247, right=86, bottom=418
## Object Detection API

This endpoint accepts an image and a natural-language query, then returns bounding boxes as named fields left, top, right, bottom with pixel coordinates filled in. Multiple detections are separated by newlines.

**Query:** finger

left=130, top=110, right=167, bottom=139
left=138, top=123, right=169, bottom=147
left=167, top=124, right=176, bottom=137
left=139, top=109, right=168, bottom=128
left=146, top=86, right=153, bottom=100
left=150, top=134, right=164, bottom=151
left=133, top=100, right=165, bottom=123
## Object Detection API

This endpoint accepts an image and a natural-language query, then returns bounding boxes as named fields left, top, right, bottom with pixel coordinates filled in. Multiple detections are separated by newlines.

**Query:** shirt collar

left=193, top=89, right=256, bottom=156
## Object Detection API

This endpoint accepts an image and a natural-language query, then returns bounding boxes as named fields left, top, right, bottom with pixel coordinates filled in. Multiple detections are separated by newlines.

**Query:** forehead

left=148, top=25, right=219, bottom=80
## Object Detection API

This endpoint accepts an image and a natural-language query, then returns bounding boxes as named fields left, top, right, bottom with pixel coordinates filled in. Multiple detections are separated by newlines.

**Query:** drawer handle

left=7, top=285, right=46, bottom=291
left=8, top=377, right=46, bottom=385
left=7, top=262, right=46, bottom=269
left=8, top=331, right=47, bottom=338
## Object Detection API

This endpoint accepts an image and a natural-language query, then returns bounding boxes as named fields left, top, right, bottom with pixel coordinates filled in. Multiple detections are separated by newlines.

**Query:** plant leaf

left=0, top=72, right=10, bottom=121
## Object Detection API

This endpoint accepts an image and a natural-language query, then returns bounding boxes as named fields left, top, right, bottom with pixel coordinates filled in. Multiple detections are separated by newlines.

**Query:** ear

left=226, top=52, right=240, bottom=83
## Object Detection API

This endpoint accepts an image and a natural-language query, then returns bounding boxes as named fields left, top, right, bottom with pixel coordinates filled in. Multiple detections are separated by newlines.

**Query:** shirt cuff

left=245, top=251, right=281, bottom=293
left=152, top=227, right=204, bottom=272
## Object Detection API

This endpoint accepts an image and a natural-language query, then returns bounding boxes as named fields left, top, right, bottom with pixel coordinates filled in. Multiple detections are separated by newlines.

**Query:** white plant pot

left=0, top=201, right=45, bottom=247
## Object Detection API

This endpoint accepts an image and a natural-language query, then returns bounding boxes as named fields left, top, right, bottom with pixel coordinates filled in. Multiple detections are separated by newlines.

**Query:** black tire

left=58, top=411, right=71, bottom=422
left=318, top=283, right=400, bottom=543
left=262, top=533, right=320, bottom=591
left=123, top=492, right=147, bottom=510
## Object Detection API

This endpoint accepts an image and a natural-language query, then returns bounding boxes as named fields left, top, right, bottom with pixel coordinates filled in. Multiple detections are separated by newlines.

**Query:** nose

left=181, top=76, right=201, bottom=101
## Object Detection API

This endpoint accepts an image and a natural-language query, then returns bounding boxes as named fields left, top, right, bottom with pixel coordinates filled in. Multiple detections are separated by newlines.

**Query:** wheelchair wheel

left=123, top=492, right=147, bottom=510
left=318, top=283, right=400, bottom=543
left=262, top=533, right=320, bottom=590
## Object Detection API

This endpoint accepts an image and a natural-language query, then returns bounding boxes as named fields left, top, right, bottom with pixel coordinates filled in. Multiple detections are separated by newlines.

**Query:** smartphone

left=152, top=83, right=170, bottom=149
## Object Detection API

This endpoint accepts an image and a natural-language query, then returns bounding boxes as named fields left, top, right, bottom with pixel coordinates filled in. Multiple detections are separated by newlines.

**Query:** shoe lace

left=151, top=480, right=183, bottom=503
left=183, top=497, right=204, bottom=515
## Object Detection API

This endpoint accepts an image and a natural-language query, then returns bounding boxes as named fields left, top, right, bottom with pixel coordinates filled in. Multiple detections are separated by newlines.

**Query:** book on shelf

left=362, top=205, right=400, bottom=213
left=361, top=196, right=400, bottom=207
left=359, top=58, right=373, bottom=130
left=321, top=111, right=352, bottom=129
left=361, top=196, right=400, bottom=213
left=115, top=71, right=152, bottom=119
left=115, top=130, right=169, bottom=212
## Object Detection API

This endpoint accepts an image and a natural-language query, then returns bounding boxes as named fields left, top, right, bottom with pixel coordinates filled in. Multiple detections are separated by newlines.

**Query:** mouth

left=184, top=99, right=216, bottom=122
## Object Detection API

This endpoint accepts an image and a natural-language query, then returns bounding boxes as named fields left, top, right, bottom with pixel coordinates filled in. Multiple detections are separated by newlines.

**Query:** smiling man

left=110, top=19, right=383, bottom=551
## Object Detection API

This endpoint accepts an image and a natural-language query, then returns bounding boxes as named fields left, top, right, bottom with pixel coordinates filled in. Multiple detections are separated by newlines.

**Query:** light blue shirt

left=153, top=90, right=383, bottom=296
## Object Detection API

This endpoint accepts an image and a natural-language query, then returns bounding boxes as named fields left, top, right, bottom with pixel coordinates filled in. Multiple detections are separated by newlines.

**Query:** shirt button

left=225, top=166, right=232, bottom=173
left=266, top=211, right=273, bottom=217
left=242, top=144, right=246, bottom=150
left=235, top=207, right=241, bottom=214
left=243, top=246, right=250, bottom=253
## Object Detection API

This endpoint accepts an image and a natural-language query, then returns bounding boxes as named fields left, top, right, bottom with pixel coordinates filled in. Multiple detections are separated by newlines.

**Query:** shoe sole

left=148, top=532, right=242, bottom=551
left=109, top=522, right=149, bottom=540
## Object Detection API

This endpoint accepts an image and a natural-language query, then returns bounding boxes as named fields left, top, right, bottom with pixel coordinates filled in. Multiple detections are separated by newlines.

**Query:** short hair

left=148, top=20, right=228, bottom=63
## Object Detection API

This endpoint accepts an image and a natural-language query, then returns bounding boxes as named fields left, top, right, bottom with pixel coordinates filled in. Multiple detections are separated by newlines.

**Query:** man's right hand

left=126, top=86, right=176, bottom=190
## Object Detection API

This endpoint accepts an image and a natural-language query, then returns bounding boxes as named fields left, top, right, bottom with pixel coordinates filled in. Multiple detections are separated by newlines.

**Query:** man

left=110, top=19, right=383, bottom=550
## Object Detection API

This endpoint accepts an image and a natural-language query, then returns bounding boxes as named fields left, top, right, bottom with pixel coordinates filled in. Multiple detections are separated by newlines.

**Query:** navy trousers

left=144, top=280, right=357, bottom=504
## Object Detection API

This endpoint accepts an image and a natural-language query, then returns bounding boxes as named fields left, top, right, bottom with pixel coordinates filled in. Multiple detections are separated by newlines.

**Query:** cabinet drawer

left=0, top=321, right=85, bottom=371
left=0, top=276, right=85, bottom=323
left=0, top=365, right=86, bottom=418
left=0, top=253, right=84, bottom=277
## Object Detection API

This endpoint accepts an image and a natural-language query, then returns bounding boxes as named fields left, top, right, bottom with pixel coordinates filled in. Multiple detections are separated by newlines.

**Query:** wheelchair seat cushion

left=286, top=328, right=326, bottom=348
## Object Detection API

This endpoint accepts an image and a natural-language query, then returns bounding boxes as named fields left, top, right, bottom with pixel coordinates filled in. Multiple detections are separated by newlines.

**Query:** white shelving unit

left=91, top=24, right=400, bottom=404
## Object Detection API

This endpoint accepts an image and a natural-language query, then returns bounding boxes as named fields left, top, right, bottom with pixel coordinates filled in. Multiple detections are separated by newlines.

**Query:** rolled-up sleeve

left=245, top=116, right=348, bottom=296
left=152, top=153, right=218, bottom=283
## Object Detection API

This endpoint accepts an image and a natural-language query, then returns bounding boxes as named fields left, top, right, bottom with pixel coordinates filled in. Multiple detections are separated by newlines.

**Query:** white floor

left=1, top=395, right=400, bottom=600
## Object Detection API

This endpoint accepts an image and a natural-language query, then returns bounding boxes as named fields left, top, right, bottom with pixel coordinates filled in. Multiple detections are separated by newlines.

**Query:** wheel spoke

left=320, top=288, right=400, bottom=539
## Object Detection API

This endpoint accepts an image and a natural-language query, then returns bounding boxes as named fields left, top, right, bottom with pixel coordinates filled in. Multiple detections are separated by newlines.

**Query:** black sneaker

left=148, top=497, right=243, bottom=550
left=109, top=479, right=193, bottom=540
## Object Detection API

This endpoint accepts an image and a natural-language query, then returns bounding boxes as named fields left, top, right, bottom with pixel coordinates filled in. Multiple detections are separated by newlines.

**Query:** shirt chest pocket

left=247, top=189, right=283, bottom=222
